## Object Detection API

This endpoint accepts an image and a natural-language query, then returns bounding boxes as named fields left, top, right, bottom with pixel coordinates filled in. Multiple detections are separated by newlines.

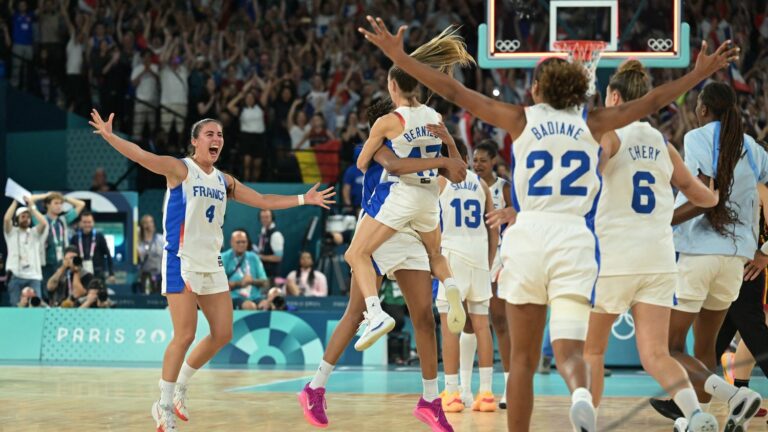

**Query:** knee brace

left=549, top=295, right=591, bottom=342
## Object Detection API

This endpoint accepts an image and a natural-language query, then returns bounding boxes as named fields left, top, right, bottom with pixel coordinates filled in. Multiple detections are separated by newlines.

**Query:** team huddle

left=84, top=13, right=762, bottom=432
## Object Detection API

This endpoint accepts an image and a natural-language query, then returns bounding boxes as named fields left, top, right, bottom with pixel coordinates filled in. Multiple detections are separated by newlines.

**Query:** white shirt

left=131, top=64, right=160, bottom=103
left=4, top=226, right=48, bottom=280
left=291, top=124, right=311, bottom=150
left=160, top=64, right=189, bottom=105
left=66, top=38, right=84, bottom=75
left=240, top=105, right=266, bottom=133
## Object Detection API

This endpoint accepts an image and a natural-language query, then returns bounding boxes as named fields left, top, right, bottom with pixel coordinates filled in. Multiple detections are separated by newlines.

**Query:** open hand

left=304, top=183, right=336, bottom=209
left=486, top=207, right=517, bottom=230
left=694, top=40, right=740, bottom=78
left=357, top=16, right=406, bottom=61
left=89, top=109, right=115, bottom=138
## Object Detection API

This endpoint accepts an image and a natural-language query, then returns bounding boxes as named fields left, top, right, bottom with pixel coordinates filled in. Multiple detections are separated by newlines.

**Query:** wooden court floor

left=0, top=365, right=764, bottom=431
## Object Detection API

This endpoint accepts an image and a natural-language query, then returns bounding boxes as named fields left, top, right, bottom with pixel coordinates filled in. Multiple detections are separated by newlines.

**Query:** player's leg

left=583, top=311, right=617, bottom=408
left=418, top=227, right=465, bottom=334
left=437, top=300, right=463, bottom=413
left=489, top=282, right=510, bottom=408
left=343, top=216, right=397, bottom=350
left=505, top=302, right=547, bottom=432
left=459, top=314, right=477, bottom=407
left=398, top=269, right=454, bottom=432
left=467, top=302, right=495, bottom=412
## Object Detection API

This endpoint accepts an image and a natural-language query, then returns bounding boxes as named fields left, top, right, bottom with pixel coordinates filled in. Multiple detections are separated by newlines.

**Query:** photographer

left=81, top=278, right=114, bottom=309
left=18, top=286, right=48, bottom=308
left=46, top=246, right=94, bottom=307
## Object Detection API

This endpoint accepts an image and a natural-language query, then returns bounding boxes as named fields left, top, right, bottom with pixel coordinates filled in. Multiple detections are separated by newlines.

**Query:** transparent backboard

left=478, top=0, right=690, bottom=69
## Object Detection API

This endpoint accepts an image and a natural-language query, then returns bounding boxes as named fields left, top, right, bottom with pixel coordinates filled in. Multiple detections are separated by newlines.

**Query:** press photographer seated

left=46, top=246, right=94, bottom=308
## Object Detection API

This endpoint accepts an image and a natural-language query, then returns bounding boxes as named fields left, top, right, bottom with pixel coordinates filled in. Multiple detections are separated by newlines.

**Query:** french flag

left=729, top=65, right=751, bottom=93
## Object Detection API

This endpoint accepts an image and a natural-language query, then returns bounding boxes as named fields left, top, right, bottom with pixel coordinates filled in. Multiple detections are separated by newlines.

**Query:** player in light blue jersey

left=359, top=16, right=739, bottom=432
left=648, top=82, right=766, bottom=431
left=89, top=111, right=334, bottom=432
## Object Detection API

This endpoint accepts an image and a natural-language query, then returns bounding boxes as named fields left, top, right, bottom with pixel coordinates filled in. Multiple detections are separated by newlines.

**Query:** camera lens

left=30, top=297, right=41, bottom=307
left=73, top=256, right=83, bottom=266
left=97, top=290, right=109, bottom=302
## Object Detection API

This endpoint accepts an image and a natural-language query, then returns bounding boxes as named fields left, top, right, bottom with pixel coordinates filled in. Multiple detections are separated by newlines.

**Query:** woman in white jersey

left=359, top=16, right=738, bottom=432
left=648, top=82, right=765, bottom=432
left=459, top=140, right=512, bottom=410
left=582, top=61, right=720, bottom=432
left=344, top=28, right=474, bottom=351
left=432, top=136, right=499, bottom=414
left=88, top=111, right=334, bottom=432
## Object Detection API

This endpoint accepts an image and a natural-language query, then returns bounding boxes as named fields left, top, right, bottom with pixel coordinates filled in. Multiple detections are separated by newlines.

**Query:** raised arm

left=587, top=41, right=740, bottom=139
left=4, top=200, right=18, bottom=234
left=358, top=17, right=526, bottom=138
left=669, top=144, right=719, bottom=208
left=357, top=114, right=400, bottom=171
left=89, top=110, right=187, bottom=185
left=25, top=196, right=49, bottom=235
left=225, top=175, right=335, bottom=210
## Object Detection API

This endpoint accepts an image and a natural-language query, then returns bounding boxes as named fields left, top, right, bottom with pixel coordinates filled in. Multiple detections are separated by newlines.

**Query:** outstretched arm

left=358, top=17, right=526, bottom=139
left=225, top=175, right=335, bottom=210
left=588, top=41, right=740, bottom=139
left=89, top=110, right=187, bottom=185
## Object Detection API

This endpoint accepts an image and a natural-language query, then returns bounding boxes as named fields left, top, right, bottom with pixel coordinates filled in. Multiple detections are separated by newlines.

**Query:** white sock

left=445, top=374, right=459, bottom=393
left=673, top=388, right=700, bottom=419
left=704, top=374, right=738, bottom=402
left=310, top=360, right=335, bottom=389
left=459, top=332, right=477, bottom=394
left=479, top=367, right=493, bottom=394
left=502, top=372, right=509, bottom=400
left=423, top=377, right=439, bottom=402
left=444, top=277, right=457, bottom=289
left=571, top=387, right=593, bottom=405
left=159, top=379, right=175, bottom=406
left=177, top=361, right=198, bottom=386
left=365, top=296, right=383, bottom=316
left=699, top=402, right=710, bottom=412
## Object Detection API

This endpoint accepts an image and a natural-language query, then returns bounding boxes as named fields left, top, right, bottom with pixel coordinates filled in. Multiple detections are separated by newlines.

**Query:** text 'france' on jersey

left=388, top=105, right=443, bottom=183
left=511, top=104, right=601, bottom=218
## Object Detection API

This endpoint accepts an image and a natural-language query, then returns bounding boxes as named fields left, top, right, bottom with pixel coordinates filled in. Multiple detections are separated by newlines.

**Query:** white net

left=552, top=41, right=607, bottom=97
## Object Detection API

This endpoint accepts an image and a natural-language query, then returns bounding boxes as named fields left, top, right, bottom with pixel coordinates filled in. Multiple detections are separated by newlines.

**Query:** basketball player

left=459, top=140, right=512, bottom=409
left=649, top=82, right=765, bottom=432
left=432, top=133, right=499, bottom=414
left=581, top=60, right=720, bottom=432
left=359, top=16, right=738, bottom=432
left=298, top=98, right=467, bottom=432
left=88, top=111, right=335, bottom=432
left=344, top=28, right=475, bottom=352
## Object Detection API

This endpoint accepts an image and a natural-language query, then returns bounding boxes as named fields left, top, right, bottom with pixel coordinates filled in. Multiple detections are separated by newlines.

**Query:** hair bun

left=617, top=59, right=645, bottom=74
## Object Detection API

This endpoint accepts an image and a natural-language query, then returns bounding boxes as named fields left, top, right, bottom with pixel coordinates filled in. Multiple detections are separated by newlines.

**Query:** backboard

left=478, top=0, right=690, bottom=69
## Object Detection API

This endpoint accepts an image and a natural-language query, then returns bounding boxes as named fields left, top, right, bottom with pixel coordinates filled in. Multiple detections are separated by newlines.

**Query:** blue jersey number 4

left=205, top=205, right=215, bottom=223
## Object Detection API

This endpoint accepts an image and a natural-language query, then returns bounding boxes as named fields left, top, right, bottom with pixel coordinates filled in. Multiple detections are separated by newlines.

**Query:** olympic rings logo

left=647, top=38, right=673, bottom=52
left=611, top=312, right=636, bottom=340
left=495, top=39, right=521, bottom=52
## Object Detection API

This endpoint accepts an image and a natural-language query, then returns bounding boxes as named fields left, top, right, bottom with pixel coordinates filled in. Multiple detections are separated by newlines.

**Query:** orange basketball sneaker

left=439, top=390, right=465, bottom=413
left=471, top=391, right=497, bottom=412
left=173, top=383, right=189, bottom=421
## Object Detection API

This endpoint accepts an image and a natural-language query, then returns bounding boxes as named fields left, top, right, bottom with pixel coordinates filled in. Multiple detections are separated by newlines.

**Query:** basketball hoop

left=552, top=40, right=608, bottom=97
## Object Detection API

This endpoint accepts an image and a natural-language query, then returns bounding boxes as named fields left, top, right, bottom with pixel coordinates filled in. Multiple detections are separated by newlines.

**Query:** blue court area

left=229, top=366, right=768, bottom=398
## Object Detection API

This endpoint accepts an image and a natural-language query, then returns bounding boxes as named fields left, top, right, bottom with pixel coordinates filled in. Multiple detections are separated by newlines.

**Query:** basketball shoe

left=173, top=383, right=189, bottom=421
left=413, top=397, right=454, bottom=432
left=152, top=401, right=178, bottom=432
left=298, top=383, right=328, bottom=428
left=354, top=310, right=395, bottom=351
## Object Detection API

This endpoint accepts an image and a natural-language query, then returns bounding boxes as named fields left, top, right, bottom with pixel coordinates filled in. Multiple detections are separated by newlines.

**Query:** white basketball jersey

left=440, top=171, right=489, bottom=269
left=388, top=105, right=443, bottom=182
left=488, top=176, right=507, bottom=210
left=163, top=158, right=227, bottom=273
left=512, top=104, right=601, bottom=217
left=597, top=122, right=676, bottom=275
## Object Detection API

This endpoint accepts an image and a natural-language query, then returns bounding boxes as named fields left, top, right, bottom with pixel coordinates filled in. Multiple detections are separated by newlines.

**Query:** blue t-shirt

left=221, top=249, right=267, bottom=301
left=342, top=164, right=365, bottom=207
left=12, top=12, right=34, bottom=46
left=673, top=121, right=768, bottom=259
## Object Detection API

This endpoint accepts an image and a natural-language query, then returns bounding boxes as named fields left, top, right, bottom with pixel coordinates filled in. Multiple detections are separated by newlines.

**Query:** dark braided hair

left=700, top=82, right=744, bottom=238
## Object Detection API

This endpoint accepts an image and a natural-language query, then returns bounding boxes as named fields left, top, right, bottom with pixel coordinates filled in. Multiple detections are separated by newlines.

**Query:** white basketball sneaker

left=173, top=383, right=189, bottom=421
left=675, top=411, right=718, bottom=432
left=152, top=400, right=178, bottom=432
left=725, top=387, right=762, bottom=432
left=354, top=310, right=396, bottom=351
left=569, top=397, right=596, bottom=432
left=445, top=283, right=466, bottom=334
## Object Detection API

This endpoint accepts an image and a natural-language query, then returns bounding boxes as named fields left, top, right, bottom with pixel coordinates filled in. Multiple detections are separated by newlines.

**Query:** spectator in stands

left=4, top=197, right=48, bottom=306
left=31, top=191, right=86, bottom=287
left=306, top=113, right=335, bottom=147
left=227, top=77, right=269, bottom=181
left=287, top=99, right=311, bottom=150
left=159, top=34, right=191, bottom=137
left=37, top=0, right=65, bottom=88
left=18, top=286, right=47, bottom=307
left=137, top=214, right=163, bottom=294
left=62, top=4, right=90, bottom=116
left=342, top=158, right=364, bottom=215
left=90, top=167, right=116, bottom=192
left=323, top=80, right=361, bottom=135
left=256, top=209, right=284, bottom=279
left=259, top=286, right=288, bottom=311
left=81, top=278, right=114, bottom=309
left=46, top=246, right=94, bottom=307
left=69, top=211, right=115, bottom=284
left=222, top=229, right=268, bottom=310
left=193, top=76, right=219, bottom=124
left=131, top=50, right=160, bottom=139
left=8, top=0, right=33, bottom=87
left=285, top=251, right=328, bottom=297
left=340, top=111, right=367, bottom=165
